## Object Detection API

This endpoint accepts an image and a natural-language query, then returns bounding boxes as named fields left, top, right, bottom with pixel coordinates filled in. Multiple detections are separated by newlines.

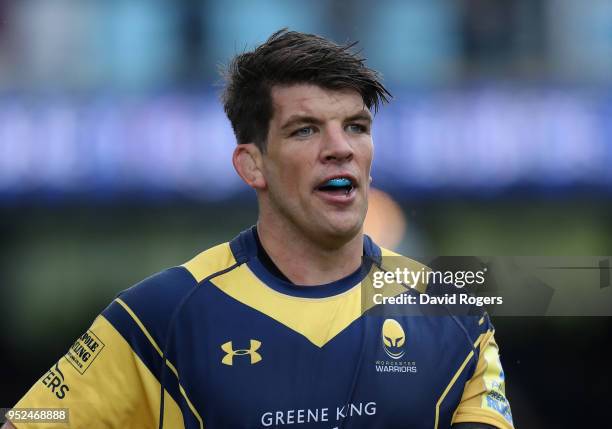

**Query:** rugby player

left=3, top=29, right=513, bottom=428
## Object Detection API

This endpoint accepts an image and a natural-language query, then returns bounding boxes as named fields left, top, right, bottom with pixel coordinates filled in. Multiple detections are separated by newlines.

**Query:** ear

left=233, top=144, right=267, bottom=190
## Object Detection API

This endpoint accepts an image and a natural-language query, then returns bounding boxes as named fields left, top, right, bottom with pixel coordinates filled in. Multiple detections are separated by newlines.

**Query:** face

left=260, top=84, right=373, bottom=246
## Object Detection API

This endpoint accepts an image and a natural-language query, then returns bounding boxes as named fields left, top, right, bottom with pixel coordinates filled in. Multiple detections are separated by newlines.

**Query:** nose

left=319, top=125, right=354, bottom=163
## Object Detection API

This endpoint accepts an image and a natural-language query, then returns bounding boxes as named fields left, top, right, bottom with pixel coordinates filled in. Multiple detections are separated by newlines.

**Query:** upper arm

left=9, top=313, right=166, bottom=428
left=452, top=328, right=514, bottom=429
left=9, top=267, right=197, bottom=429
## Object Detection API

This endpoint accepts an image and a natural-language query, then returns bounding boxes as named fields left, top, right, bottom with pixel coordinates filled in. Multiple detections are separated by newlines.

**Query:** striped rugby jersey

left=13, top=226, right=513, bottom=429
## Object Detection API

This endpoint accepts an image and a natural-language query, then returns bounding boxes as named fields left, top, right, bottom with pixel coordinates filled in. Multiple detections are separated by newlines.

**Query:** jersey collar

left=229, top=226, right=381, bottom=298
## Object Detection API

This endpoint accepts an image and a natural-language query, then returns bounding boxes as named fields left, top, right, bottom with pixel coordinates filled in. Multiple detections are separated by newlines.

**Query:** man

left=3, top=30, right=513, bottom=429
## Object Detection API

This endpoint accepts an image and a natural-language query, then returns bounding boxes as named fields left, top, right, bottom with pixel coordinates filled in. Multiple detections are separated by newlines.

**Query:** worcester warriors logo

left=381, top=319, right=405, bottom=359
left=221, top=340, right=262, bottom=366
left=375, top=319, right=417, bottom=374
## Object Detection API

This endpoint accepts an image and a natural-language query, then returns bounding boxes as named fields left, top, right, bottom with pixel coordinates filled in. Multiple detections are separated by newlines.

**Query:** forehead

left=270, top=84, right=369, bottom=123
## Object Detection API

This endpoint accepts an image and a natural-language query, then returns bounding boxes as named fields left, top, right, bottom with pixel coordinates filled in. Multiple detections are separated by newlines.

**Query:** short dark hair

left=221, top=29, right=391, bottom=151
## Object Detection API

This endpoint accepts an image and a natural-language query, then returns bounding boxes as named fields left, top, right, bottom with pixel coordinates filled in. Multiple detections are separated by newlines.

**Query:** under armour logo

left=221, top=340, right=262, bottom=366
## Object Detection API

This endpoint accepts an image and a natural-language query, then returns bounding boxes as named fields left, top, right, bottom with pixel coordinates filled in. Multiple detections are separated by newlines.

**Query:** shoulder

left=119, top=242, right=236, bottom=307
left=101, top=242, right=238, bottom=350
left=376, top=244, right=432, bottom=293
left=181, top=241, right=239, bottom=282
left=376, top=244, right=492, bottom=341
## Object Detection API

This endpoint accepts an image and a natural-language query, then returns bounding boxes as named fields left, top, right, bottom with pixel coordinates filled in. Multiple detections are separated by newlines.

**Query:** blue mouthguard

left=324, top=178, right=352, bottom=187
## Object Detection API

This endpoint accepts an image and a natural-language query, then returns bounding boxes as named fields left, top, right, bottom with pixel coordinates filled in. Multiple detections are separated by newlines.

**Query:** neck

left=256, top=219, right=364, bottom=286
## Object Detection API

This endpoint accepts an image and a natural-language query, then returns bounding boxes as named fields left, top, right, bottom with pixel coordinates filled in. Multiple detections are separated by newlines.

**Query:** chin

left=317, top=215, right=363, bottom=243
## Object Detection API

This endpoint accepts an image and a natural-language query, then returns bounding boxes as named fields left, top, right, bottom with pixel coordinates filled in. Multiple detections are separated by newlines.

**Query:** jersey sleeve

left=8, top=268, right=195, bottom=429
left=452, top=322, right=514, bottom=429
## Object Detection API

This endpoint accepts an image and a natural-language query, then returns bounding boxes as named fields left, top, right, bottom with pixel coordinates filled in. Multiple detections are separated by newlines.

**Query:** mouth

left=315, top=176, right=357, bottom=197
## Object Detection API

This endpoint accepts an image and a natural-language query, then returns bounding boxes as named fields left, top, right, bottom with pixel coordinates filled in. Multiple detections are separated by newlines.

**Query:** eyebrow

left=344, top=111, right=373, bottom=124
left=280, top=111, right=373, bottom=131
left=280, top=115, right=324, bottom=131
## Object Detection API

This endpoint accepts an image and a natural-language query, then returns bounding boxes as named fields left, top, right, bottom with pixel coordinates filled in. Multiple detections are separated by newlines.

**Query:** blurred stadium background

left=1, top=0, right=611, bottom=427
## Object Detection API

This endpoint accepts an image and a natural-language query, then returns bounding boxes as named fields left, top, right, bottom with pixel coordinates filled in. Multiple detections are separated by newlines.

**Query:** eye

left=346, top=123, right=368, bottom=134
left=291, top=126, right=316, bottom=138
